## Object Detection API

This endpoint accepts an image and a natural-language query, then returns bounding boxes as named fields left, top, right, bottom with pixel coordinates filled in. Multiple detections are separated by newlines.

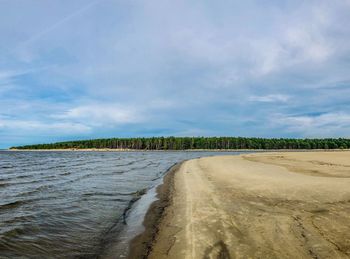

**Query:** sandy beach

left=131, top=151, right=350, bottom=258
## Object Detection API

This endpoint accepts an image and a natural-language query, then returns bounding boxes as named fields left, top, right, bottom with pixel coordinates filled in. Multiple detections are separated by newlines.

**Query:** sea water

left=0, top=151, right=249, bottom=258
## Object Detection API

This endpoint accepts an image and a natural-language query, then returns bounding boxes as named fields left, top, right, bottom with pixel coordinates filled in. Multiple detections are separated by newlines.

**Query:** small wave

left=117, top=161, right=136, bottom=167
left=0, top=227, right=27, bottom=238
left=69, top=160, right=102, bottom=167
left=30, top=183, right=55, bottom=193
left=94, top=187, right=149, bottom=257
left=126, top=164, right=160, bottom=172
left=0, top=200, right=27, bottom=210
left=146, top=161, right=161, bottom=167
left=66, top=173, right=95, bottom=183
left=42, top=164, right=69, bottom=170
left=15, top=174, right=34, bottom=179
left=0, top=165, right=14, bottom=169
left=1, top=214, right=36, bottom=225
left=122, top=188, right=148, bottom=224
left=0, top=182, right=10, bottom=188
left=99, top=169, right=131, bottom=176
left=6, top=177, right=54, bottom=186
left=0, top=172, right=41, bottom=182
left=59, top=171, right=71, bottom=176
left=82, top=191, right=134, bottom=197
left=151, top=175, right=162, bottom=181
left=110, top=170, right=126, bottom=174
left=82, top=197, right=129, bottom=203
left=13, top=187, right=63, bottom=199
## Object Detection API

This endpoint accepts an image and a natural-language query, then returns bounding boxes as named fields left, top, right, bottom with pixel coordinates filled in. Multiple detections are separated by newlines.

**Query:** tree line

left=11, top=137, right=350, bottom=150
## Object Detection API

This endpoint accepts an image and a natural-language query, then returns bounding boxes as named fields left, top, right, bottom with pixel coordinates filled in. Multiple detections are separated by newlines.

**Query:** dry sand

left=133, top=151, right=350, bottom=259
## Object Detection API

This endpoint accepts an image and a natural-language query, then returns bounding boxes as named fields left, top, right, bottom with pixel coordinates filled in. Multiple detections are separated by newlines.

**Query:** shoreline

left=127, top=162, right=181, bottom=259
left=6, top=148, right=350, bottom=152
left=133, top=151, right=350, bottom=258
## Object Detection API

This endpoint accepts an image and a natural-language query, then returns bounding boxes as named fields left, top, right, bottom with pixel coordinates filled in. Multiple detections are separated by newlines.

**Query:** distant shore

left=7, top=148, right=350, bottom=152
left=131, top=151, right=350, bottom=258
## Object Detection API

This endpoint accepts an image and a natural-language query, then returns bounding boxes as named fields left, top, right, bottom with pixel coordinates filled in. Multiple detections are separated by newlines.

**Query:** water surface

left=0, top=151, right=248, bottom=258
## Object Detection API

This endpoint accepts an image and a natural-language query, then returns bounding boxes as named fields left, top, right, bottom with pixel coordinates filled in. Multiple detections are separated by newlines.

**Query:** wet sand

left=132, top=151, right=350, bottom=258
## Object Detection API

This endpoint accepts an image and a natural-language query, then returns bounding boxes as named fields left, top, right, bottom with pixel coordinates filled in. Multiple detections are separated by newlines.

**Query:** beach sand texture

left=147, top=152, right=350, bottom=259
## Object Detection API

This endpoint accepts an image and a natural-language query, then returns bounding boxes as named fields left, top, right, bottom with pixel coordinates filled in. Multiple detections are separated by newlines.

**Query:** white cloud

left=0, top=70, right=25, bottom=84
left=0, top=119, right=91, bottom=134
left=56, top=104, right=142, bottom=126
left=249, top=94, right=290, bottom=103
left=285, top=26, right=331, bottom=63
left=0, top=70, right=34, bottom=96
left=272, top=112, right=350, bottom=137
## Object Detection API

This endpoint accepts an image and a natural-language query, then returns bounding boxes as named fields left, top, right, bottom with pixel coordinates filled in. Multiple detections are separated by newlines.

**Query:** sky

left=1, top=0, right=350, bottom=148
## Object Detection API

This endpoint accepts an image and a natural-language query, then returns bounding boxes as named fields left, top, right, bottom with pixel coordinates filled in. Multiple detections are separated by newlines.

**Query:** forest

left=11, top=137, right=350, bottom=150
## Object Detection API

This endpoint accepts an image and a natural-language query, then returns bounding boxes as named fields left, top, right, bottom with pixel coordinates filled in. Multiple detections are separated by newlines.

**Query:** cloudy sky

left=1, top=0, right=350, bottom=148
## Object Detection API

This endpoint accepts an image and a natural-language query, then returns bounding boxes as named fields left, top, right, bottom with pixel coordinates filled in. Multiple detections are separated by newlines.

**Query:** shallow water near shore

left=0, top=150, right=249, bottom=258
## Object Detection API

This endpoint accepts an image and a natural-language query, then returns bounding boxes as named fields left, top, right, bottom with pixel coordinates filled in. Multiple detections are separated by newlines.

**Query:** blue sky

left=1, top=0, right=350, bottom=148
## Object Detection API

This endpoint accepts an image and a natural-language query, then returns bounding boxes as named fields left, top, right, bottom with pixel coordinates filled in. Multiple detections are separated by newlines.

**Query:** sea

left=0, top=150, right=249, bottom=258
